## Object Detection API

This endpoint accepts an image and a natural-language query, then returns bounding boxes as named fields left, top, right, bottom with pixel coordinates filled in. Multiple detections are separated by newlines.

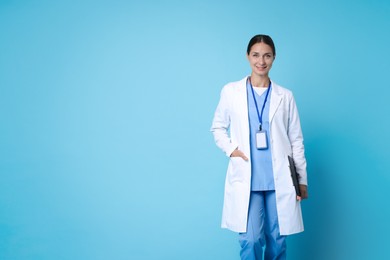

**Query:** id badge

left=256, top=130, right=268, bottom=149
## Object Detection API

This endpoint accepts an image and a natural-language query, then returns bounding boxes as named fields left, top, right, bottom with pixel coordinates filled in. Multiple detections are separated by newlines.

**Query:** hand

left=297, top=185, right=308, bottom=201
left=230, top=149, right=249, bottom=161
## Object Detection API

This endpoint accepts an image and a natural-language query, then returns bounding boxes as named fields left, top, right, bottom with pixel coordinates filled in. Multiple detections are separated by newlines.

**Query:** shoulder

left=272, top=81, right=294, bottom=99
left=221, top=76, right=248, bottom=95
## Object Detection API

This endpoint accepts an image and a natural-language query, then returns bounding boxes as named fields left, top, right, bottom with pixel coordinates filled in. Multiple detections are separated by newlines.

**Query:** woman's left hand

left=297, top=185, right=308, bottom=201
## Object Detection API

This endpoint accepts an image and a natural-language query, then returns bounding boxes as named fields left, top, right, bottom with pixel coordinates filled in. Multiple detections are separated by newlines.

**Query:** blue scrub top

left=246, top=80, right=275, bottom=191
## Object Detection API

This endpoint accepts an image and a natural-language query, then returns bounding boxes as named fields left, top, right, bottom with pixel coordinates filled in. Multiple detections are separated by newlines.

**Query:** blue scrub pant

left=239, top=191, right=287, bottom=260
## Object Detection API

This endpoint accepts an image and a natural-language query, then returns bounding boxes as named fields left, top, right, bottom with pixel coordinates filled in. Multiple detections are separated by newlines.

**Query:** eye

left=252, top=53, right=259, bottom=57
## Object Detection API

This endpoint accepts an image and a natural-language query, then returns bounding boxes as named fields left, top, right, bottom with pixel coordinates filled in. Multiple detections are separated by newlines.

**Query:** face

left=247, top=42, right=275, bottom=77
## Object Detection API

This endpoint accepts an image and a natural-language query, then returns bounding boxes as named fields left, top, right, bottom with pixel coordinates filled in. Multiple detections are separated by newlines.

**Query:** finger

left=296, top=196, right=302, bottom=201
left=237, top=151, right=248, bottom=161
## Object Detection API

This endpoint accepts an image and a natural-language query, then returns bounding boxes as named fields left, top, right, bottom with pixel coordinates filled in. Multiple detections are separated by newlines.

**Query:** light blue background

left=1, top=0, right=389, bottom=259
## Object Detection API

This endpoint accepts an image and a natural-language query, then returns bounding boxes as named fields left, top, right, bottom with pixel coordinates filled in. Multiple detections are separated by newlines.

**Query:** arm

left=287, top=94, right=308, bottom=199
left=210, top=86, right=239, bottom=157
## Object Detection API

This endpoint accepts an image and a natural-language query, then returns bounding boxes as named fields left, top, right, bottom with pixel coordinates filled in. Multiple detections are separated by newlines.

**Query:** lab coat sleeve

left=210, top=86, right=238, bottom=157
left=287, top=94, right=308, bottom=185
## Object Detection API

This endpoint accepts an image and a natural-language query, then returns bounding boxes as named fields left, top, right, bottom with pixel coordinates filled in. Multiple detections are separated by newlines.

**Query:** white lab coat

left=211, top=76, right=307, bottom=235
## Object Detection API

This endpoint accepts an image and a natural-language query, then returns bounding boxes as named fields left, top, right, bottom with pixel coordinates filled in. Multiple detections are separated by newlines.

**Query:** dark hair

left=246, top=34, right=276, bottom=56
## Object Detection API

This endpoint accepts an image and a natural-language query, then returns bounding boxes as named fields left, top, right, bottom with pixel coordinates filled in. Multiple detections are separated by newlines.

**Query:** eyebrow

left=251, top=52, right=273, bottom=55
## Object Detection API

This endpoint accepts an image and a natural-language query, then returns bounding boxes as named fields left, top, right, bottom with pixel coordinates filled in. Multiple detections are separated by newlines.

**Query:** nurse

left=211, top=34, right=308, bottom=260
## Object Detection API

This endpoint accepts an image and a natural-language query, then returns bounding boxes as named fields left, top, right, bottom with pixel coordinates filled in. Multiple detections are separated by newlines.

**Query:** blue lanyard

left=248, top=78, right=271, bottom=131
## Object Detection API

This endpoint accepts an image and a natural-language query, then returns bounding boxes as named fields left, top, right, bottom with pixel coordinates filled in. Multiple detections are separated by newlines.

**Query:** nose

left=259, top=57, right=265, bottom=64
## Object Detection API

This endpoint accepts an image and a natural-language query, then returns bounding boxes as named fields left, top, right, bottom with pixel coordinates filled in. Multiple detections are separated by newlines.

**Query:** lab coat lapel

left=237, top=77, right=250, bottom=152
left=269, top=82, right=283, bottom=123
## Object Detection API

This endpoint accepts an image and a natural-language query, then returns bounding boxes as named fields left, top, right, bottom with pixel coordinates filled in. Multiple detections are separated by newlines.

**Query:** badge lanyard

left=249, top=78, right=271, bottom=149
left=249, top=78, right=271, bottom=131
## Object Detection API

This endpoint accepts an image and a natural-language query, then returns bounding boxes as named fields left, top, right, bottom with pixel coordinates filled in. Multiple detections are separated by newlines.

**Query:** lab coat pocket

left=228, top=157, right=246, bottom=183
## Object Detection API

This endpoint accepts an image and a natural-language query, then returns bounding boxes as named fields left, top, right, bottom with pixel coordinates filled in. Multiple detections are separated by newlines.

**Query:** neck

left=250, top=74, right=270, bottom=88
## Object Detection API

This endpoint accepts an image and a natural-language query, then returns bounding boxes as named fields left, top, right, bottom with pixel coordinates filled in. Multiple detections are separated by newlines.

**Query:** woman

left=211, top=34, right=308, bottom=260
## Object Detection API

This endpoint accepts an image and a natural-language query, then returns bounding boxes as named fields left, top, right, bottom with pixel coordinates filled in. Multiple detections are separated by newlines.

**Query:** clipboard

left=288, top=155, right=301, bottom=197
